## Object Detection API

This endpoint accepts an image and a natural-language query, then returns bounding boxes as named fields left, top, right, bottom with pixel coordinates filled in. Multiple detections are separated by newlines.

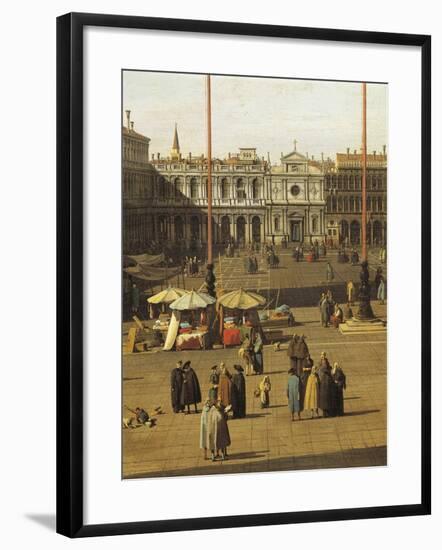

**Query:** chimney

left=354, top=149, right=357, bottom=155
left=321, top=152, right=324, bottom=162
left=311, top=154, right=315, bottom=161
left=373, top=150, right=376, bottom=158
left=228, top=152, right=231, bottom=159
left=189, top=152, right=192, bottom=159
left=151, top=154, right=154, bottom=161
left=157, top=152, right=160, bottom=160
left=383, top=144, right=386, bottom=156
left=125, top=110, right=131, bottom=130
left=130, top=121, right=134, bottom=131
left=346, top=147, right=350, bottom=157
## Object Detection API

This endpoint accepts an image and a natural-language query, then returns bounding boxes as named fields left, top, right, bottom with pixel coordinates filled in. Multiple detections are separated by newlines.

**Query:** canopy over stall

left=217, top=288, right=266, bottom=346
left=170, top=290, right=216, bottom=311
left=148, top=287, right=188, bottom=304
left=164, top=290, right=216, bottom=351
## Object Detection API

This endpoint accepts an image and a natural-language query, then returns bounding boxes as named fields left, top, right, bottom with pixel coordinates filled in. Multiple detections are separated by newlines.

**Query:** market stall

left=259, top=304, right=295, bottom=328
left=163, top=290, right=216, bottom=351
left=217, top=288, right=266, bottom=347
left=147, top=286, right=188, bottom=333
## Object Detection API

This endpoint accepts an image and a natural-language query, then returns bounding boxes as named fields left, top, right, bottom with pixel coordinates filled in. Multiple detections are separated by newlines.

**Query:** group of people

left=170, top=360, right=202, bottom=414
left=287, top=350, right=347, bottom=420
left=183, top=255, right=201, bottom=277
left=244, top=254, right=259, bottom=273
left=319, top=290, right=345, bottom=328
left=238, top=331, right=264, bottom=376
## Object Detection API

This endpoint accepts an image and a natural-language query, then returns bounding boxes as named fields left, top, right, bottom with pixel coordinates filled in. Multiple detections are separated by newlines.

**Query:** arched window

left=158, top=177, right=166, bottom=199
left=312, top=216, right=318, bottom=233
left=236, top=178, right=246, bottom=199
left=174, top=177, right=183, bottom=198
left=274, top=216, right=280, bottom=231
left=378, top=197, right=383, bottom=212
left=190, top=177, right=198, bottom=199
left=349, top=196, right=355, bottom=212
left=221, top=178, right=230, bottom=199
left=251, top=178, right=261, bottom=199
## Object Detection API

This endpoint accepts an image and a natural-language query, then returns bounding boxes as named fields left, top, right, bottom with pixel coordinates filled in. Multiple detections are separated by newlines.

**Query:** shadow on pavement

left=126, top=445, right=387, bottom=479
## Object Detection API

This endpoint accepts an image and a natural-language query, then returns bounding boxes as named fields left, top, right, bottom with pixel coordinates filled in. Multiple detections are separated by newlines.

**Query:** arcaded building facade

left=122, top=122, right=327, bottom=254
left=324, top=148, right=387, bottom=246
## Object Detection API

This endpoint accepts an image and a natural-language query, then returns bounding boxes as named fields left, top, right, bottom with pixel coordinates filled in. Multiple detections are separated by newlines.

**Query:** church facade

left=122, top=122, right=327, bottom=254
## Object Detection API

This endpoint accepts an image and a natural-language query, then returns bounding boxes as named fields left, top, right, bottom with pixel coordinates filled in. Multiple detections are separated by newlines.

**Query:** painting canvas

left=122, top=70, right=387, bottom=479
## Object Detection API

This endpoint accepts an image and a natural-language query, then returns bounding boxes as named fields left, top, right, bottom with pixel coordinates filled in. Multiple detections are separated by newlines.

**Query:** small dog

left=273, top=342, right=281, bottom=352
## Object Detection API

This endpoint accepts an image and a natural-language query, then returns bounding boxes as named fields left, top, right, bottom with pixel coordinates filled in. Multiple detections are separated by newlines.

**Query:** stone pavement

left=156, top=247, right=386, bottom=310
left=123, top=303, right=387, bottom=479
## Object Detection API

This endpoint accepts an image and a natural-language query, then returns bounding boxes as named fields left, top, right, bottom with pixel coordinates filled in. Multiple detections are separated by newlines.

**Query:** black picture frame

left=56, top=12, right=431, bottom=538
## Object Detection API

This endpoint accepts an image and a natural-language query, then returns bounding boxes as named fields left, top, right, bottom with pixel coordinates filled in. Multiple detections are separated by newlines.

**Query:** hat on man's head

left=211, top=365, right=218, bottom=370
left=233, top=364, right=244, bottom=372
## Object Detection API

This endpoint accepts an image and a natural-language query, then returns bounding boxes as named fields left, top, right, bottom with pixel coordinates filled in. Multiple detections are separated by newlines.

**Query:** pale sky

left=123, top=71, right=388, bottom=162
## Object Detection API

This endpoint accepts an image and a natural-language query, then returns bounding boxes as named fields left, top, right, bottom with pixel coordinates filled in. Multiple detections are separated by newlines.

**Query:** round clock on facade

left=291, top=184, right=301, bottom=196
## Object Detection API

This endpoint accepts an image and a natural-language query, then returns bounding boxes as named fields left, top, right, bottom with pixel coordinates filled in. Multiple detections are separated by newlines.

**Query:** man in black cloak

left=231, top=364, right=246, bottom=419
left=170, top=360, right=184, bottom=413
left=287, top=334, right=310, bottom=376
left=330, top=362, right=347, bottom=417
left=318, top=361, right=333, bottom=417
left=180, top=361, right=202, bottom=414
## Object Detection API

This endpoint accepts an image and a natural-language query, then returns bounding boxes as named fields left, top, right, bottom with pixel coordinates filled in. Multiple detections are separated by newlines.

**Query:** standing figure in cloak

left=231, top=364, right=246, bottom=418
left=303, top=365, right=320, bottom=418
left=239, top=335, right=254, bottom=376
left=326, top=262, right=334, bottom=282
left=320, top=294, right=330, bottom=328
left=180, top=361, right=202, bottom=414
left=199, top=399, right=211, bottom=460
left=331, top=362, right=347, bottom=417
left=170, top=360, right=184, bottom=413
left=218, top=363, right=233, bottom=407
left=347, top=280, right=355, bottom=305
left=287, top=333, right=300, bottom=372
left=377, top=275, right=386, bottom=305
left=287, top=368, right=301, bottom=421
left=252, top=331, right=264, bottom=375
left=206, top=400, right=231, bottom=461
left=295, top=335, right=310, bottom=376
left=318, top=351, right=331, bottom=373
left=318, top=360, right=333, bottom=417
left=258, top=375, right=271, bottom=408
left=208, top=364, right=219, bottom=402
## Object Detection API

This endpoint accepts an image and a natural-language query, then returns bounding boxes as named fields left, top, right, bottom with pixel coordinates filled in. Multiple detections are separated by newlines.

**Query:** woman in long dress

left=303, top=366, right=320, bottom=418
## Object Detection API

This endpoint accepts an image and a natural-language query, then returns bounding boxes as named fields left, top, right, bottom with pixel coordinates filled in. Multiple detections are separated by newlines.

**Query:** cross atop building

left=293, top=139, right=297, bottom=152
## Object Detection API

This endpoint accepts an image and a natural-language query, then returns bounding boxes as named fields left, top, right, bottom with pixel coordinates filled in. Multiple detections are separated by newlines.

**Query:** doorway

left=290, top=220, right=302, bottom=242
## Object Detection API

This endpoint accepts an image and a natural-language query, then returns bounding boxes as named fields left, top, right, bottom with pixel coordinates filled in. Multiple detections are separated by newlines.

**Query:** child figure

left=259, top=375, right=271, bottom=409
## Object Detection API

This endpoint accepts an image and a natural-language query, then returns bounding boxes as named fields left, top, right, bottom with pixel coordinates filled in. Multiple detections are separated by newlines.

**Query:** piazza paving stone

left=123, top=248, right=386, bottom=478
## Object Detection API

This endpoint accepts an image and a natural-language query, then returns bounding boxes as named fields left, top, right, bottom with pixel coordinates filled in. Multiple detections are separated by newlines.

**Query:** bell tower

left=170, top=123, right=181, bottom=160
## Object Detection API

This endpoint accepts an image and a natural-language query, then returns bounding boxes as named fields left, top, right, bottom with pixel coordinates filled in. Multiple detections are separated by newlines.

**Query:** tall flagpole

left=207, top=74, right=213, bottom=265
left=205, top=74, right=216, bottom=298
left=361, top=82, right=367, bottom=261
